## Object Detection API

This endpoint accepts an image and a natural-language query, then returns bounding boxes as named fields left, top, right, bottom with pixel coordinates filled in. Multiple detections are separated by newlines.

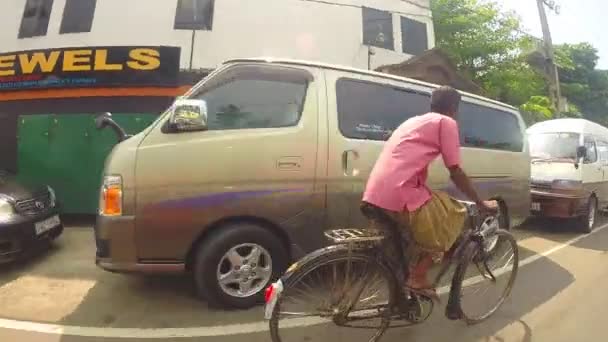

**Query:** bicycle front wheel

left=269, top=247, right=396, bottom=342
left=449, top=229, right=519, bottom=324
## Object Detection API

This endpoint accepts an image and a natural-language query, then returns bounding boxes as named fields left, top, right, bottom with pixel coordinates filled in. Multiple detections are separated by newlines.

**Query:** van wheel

left=577, top=196, right=597, bottom=233
left=193, top=223, right=288, bottom=309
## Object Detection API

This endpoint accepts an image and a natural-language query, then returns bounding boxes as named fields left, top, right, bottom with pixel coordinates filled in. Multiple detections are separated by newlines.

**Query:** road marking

left=0, top=223, right=606, bottom=339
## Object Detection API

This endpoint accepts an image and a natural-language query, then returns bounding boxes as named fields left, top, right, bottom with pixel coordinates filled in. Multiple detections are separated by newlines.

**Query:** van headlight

left=0, top=197, right=15, bottom=220
left=100, top=175, right=123, bottom=216
left=552, top=179, right=583, bottom=190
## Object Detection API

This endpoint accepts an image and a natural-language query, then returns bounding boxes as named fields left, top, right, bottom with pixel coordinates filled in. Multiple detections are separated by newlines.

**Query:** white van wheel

left=578, top=197, right=597, bottom=233
left=193, top=223, right=288, bottom=309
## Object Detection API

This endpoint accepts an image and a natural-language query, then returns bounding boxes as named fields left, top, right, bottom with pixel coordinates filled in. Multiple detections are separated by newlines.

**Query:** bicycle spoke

left=455, top=231, right=519, bottom=324
left=270, top=252, right=394, bottom=342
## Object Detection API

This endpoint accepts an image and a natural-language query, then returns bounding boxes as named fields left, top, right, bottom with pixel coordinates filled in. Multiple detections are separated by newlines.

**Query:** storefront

left=0, top=46, right=205, bottom=214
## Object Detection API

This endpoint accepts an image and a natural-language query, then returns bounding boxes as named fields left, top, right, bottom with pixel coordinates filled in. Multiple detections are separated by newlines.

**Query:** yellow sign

left=0, top=46, right=180, bottom=91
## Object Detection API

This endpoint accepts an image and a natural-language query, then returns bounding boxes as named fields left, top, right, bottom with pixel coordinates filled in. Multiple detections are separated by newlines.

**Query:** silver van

left=95, top=58, right=530, bottom=309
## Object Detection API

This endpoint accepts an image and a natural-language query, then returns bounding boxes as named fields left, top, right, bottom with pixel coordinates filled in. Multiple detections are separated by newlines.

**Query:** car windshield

left=529, top=132, right=580, bottom=160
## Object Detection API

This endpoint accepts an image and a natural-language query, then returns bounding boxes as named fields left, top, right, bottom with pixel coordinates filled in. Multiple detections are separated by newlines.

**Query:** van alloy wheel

left=216, top=243, right=273, bottom=298
left=193, top=223, right=288, bottom=309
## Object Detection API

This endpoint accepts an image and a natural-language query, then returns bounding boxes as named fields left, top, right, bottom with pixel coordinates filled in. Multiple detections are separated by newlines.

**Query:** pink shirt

left=362, top=112, right=461, bottom=212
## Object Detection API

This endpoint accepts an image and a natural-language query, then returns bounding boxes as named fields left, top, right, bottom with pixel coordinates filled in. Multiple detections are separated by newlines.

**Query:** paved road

left=0, top=218, right=607, bottom=342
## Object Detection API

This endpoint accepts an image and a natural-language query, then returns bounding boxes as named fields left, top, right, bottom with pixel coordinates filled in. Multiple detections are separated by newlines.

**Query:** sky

left=498, top=0, right=608, bottom=69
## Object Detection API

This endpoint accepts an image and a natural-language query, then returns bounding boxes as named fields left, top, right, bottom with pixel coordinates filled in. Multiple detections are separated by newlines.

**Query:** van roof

left=527, top=118, right=608, bottom=136
left=223, top=57, right=517, bottom=111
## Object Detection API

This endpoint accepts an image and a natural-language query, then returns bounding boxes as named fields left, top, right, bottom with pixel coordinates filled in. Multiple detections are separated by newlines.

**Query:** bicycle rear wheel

left=449, top=229, right=519, bottom=324
left=269, top=246, right=396, bottom=342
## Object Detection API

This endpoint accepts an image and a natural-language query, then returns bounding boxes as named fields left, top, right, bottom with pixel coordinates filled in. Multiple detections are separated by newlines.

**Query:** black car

left=0, top=171, right=63, bottom=263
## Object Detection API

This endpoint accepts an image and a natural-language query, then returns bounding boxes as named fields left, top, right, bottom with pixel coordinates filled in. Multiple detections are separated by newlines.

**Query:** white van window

left=459, top=102, right=523, bottom=152
left=584, top=137, right=598, bottom=163
left=336, top=78, right=430, bottom=140
left=597, top=140, right=608, bottom=164
left=189, top=65, right=310, bottom=130
left=529, top=132, right=579, bottom=160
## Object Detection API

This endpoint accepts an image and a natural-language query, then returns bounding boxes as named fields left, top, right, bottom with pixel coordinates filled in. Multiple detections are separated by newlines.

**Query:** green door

left=18, top=113, right=157, bottom=214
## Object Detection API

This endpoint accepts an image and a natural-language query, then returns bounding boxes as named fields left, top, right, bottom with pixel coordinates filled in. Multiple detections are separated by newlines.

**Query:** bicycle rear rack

left=324, top=229, right=385, bottom=244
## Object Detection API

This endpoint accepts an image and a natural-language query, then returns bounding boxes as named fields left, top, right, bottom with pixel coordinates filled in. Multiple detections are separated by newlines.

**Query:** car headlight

left=0, top=197, right=15, bottom=220
left=47, top=186, right=56, bottom=208
left=552, top=179, right=583, bottom=190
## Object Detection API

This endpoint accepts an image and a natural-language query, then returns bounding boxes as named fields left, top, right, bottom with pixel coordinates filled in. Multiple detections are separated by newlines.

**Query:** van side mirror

left=577, top=146, right=587, bottom=159
left=95, top=112, right=112, bottom=130
left=168, top=99, right=208, bottom=132
left=94, top=112, right=131, bottom=142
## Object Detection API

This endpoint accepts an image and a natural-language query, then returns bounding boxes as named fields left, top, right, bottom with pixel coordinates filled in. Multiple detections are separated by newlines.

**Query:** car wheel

left=193, top=223, right=288, bottom=309
left=577, top=196, right=597, bottom=233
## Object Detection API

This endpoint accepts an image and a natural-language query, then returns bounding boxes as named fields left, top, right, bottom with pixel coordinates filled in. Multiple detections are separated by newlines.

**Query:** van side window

left=584, top=138, right=598, bottom=163
left=596, top=140, right=608, bottom=164
left=189, top=65, right=311, bottom=130
left=336, top=78, right=430, bottom=140
left=459, top=102, right=523, bottom=152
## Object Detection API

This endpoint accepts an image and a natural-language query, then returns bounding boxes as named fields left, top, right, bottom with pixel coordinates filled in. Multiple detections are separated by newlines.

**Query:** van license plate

left=531, top=202, right=541, bottom=211
left=35, top=215, right=60, bottom=235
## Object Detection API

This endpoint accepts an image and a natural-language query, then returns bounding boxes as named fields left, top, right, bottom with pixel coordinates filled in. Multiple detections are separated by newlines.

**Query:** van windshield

left=529, top=132, right=580, bottom=161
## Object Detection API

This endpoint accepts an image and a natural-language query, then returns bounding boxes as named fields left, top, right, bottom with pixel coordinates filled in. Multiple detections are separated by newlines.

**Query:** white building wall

left=0, top=0, right=434, bottom=71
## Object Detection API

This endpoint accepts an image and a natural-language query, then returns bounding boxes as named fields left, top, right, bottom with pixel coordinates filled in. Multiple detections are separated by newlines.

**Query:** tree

left=431, top=0, right=608, bottom=126
left=555, top=43, right=608, bottom=125
left=431, top=0, right=546, bottom=107
left=520, top=95, right=553, bottom=125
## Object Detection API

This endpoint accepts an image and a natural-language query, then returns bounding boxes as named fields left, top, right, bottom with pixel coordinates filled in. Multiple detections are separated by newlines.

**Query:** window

left=362, top=7, right=394, bottom=50
left=336, top=78, right=430, bottom=140
left=60, top=0, right=96, bottom=34
left=529, top=132, right=579, bottom=160
left=401, top=17, right=428, bottom=55
left=459, top=103, right=523, bottom=152
left=584, top=137, right=598, bottom=163
left=19, top=0, right=54, bottom=38
left=187, top=65, right=310, bottom=130
left=174, top=0, right=215, bottom=30
left=596, top=140, right=608, bottom=164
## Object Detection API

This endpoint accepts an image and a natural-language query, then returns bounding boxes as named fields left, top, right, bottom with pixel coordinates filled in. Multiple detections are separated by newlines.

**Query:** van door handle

left=342, top=150, right=360, bottom=176
left=277, top=157, right=302, bottom=170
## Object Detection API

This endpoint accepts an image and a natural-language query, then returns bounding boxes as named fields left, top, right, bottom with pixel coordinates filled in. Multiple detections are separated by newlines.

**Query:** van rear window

left=336, top=78, right=523, bottom=152
left=459, top=102, right=523, bottom=152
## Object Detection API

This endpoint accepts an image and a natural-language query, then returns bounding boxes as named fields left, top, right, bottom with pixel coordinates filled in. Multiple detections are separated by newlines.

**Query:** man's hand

left=478, top=200, right=499, bottom=213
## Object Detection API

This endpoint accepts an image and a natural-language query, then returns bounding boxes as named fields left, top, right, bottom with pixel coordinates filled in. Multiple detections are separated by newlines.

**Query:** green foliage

left=431, top=0, right=608, bottom=126
left=556, top=44, right=608, bottom=124
left=431, top=0, right=547, bottom=107
left=520, top=96, right=553, bottom=125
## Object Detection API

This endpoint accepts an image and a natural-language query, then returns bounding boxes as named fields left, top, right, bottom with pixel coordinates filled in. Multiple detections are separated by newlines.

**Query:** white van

left=528, top=118, right=608, bottom=232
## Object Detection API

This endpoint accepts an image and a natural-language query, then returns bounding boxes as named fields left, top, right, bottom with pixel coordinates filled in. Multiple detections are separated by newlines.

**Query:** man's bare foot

left=405, top=279, right=439, bottom=302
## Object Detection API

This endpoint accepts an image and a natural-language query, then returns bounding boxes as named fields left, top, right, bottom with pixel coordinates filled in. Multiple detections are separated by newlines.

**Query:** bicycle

left=264, top=201, right=519, bottom=342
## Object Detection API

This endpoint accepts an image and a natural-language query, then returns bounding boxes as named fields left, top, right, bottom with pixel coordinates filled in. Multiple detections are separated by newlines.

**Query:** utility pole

left=536, top=0, right=563, bottom=115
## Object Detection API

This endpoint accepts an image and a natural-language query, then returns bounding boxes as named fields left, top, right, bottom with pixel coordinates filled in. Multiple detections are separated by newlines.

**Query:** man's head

left=431, top=86, right=461, bottom=118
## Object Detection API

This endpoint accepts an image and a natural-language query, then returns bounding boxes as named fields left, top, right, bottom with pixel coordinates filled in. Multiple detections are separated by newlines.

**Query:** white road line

left=0, top=223, right=606, bottom=339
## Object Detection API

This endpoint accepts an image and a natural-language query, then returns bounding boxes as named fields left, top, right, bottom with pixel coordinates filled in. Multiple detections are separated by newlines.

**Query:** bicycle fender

left=281, top=244, right=352, bottom=280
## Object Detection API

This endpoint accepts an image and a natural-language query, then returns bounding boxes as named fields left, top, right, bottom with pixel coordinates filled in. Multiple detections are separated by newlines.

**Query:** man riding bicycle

left=361, top=86, right=497, bottom=299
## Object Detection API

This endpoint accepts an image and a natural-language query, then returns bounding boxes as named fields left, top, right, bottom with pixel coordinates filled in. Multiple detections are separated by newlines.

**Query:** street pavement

left=0, top=218, right=607, bottom=342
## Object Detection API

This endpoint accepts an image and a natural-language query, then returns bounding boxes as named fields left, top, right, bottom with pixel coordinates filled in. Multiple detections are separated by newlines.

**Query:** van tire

left=577, top=196, right=597, bottom=234
left=193, top=223, right=288, bottom=309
